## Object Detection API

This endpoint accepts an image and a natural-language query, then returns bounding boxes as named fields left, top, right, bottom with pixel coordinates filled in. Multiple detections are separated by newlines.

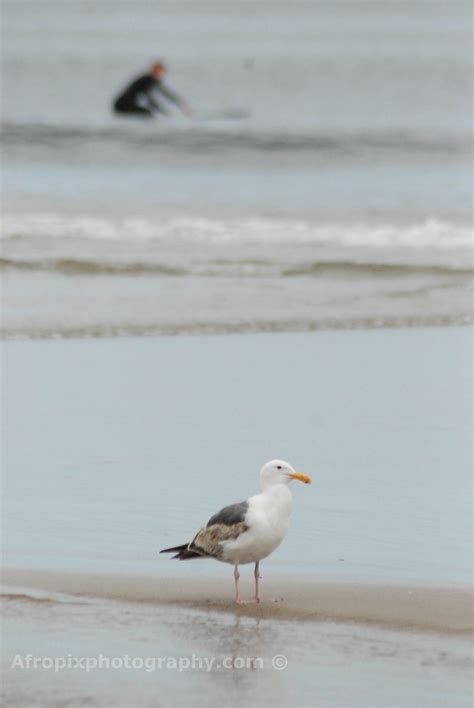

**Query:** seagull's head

left=260, top=459, right=312, bottom=490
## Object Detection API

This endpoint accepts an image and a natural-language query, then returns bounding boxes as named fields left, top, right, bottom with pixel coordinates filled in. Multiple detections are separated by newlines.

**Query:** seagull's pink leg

left=234, top=562, right=262, bottom=604
left=234, top=564, right=241, bottom=603
left=254, top=561, right=261, bottom=603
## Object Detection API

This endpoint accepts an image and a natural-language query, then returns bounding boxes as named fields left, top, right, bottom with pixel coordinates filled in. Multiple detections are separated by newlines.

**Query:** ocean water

left=1, top=0, right=472, bottom=337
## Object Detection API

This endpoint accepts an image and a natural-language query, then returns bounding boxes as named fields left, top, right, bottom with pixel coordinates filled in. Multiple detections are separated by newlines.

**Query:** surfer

left=113, top=61, right=190, bottom=118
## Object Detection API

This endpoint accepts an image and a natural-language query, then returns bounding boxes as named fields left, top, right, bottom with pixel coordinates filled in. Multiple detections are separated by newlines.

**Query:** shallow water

left=2, top=590, right=472, bottom=708
left=3, top=328, right=472, bottom=585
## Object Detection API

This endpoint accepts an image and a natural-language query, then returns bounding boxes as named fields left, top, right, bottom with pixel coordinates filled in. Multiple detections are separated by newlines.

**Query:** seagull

left=160, top=459, right=312, bottom=603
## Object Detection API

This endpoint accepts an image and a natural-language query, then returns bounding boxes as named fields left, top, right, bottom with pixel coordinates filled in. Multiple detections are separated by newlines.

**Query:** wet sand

left=2, top=568, right=472, bottom=635
left=2, top=579, right=472, bottom=708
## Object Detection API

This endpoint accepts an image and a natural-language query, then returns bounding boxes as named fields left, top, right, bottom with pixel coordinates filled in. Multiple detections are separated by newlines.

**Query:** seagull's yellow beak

left=288, top=472, right=312, bottom=484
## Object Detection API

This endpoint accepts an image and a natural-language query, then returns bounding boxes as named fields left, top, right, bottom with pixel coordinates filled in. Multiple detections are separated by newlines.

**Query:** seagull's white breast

left=220, top=485, right=293, bottom=565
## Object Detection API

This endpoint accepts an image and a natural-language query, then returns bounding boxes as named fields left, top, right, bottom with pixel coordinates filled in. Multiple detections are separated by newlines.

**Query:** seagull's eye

left=276, top=465, right=282, bottom=470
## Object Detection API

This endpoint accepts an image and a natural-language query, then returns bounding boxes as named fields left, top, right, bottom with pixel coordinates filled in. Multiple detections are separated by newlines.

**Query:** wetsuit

left=113, top=74, right=183, bottom=117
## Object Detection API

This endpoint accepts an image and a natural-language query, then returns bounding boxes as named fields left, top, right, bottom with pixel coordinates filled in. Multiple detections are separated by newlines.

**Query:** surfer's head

left=151, top=61, right=166, bottom=80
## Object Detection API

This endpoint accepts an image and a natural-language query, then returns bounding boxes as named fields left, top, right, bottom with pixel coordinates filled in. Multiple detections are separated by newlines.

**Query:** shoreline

left=1, top=317, right=473, bottom=343
left=2, top=568, right=472, bottom=636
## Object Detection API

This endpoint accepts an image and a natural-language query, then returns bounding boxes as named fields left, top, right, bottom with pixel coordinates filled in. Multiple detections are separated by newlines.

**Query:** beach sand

left=2, top=568, right=472, bottom=636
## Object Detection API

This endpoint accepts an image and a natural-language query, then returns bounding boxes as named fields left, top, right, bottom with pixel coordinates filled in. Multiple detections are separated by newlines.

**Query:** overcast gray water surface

left=2, top=1, right=472, bottom=338
left=3, top=328, right=471, bottom=585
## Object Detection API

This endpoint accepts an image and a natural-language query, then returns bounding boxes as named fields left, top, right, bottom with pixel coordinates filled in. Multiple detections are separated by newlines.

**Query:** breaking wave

left=1, top=214, right=472, bottom=250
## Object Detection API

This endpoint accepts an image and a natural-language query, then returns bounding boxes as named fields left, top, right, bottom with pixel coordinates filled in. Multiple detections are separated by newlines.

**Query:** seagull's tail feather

left=160, top=543, right=189, bottom=554
left=173, top=549, right=205, bottom=560
left=160, top=543, right=205, bottom=560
